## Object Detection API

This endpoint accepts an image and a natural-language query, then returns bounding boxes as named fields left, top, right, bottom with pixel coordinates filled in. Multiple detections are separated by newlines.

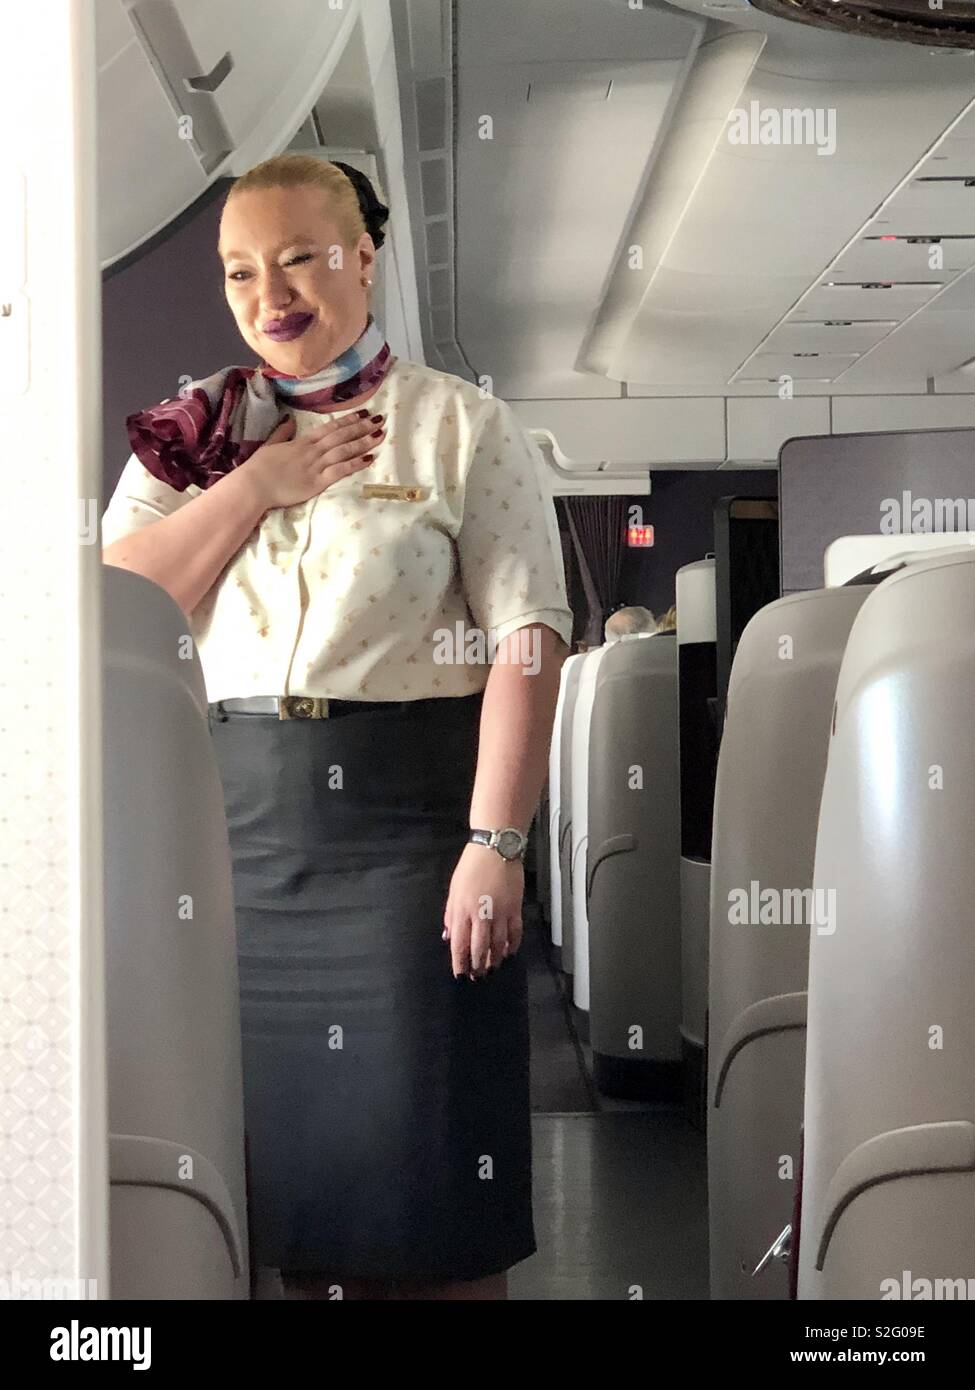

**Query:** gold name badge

left=360, top=483, right=428, bottom=502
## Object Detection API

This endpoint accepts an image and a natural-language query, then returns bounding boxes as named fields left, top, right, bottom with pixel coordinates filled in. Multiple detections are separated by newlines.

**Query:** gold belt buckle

left=278, top=696, right=330, bottom=720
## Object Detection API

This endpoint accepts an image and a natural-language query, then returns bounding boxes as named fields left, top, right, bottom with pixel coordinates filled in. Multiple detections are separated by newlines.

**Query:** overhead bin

left=799, top=550, right=975, bottom=1299
left=103, top=566, right=248, bottom=1298
left=588, top=635, right=682, bottom=1101
left=529, top=432, right=653, bottom=495
left=516, top=399, right=726, bottom=470
left=707, top=586, right=869, bottom=1300
left=570, top=647, right=609, bottom=1010
left=579, top=28, right=765, bottom=387
left=676, top=558, right=717, bottom=1128
left=96, top=0, right=358, bottom=267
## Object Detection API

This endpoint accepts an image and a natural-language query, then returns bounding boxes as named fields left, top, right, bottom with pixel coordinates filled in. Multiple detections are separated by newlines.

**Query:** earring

left=362, top=277, right=373, bottom=287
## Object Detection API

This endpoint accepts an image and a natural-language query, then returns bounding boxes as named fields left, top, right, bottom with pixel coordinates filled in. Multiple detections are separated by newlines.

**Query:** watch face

left=497, top=829, right=523, bottom=860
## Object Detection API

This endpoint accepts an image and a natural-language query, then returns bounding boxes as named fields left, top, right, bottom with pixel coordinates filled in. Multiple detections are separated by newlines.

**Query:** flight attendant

left=101, top=156, right=572, bottom=1300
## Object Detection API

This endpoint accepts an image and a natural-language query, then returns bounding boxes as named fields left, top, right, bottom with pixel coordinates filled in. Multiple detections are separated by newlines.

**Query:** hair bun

left=332, top=161, right=389, bottom=249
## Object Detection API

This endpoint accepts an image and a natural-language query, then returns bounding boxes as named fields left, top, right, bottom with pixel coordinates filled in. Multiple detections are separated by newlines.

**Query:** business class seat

left=707, top=586, right=869, bottom=1300
left=103, top=566, right=249, bottom=1299
left=536, top=783, right=551, bottom=925
left=556, top=653, right=586, bottom=978
left=587, top=634, right=682, bottom=1100
left=549, top=652, right=584, bottom=960
left=799, top=549, right=975, bottom=1299
left=570, top=646, right=609, bottom=1011
left=676, top=558, right=717, bottom=1128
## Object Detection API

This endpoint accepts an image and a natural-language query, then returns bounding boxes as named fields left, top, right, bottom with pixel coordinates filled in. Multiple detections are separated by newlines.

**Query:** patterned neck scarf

left=126, top=315, right=395, bottom=493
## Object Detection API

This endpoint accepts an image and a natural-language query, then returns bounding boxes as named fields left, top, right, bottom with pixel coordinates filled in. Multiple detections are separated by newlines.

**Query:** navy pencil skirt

left=207, top=691, right=535, bottom=1283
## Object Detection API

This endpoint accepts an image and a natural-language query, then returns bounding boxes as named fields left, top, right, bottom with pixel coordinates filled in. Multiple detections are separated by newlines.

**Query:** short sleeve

left=456, top=397, right=572, bottom=647
left=101, top=453, right=196, bottom=548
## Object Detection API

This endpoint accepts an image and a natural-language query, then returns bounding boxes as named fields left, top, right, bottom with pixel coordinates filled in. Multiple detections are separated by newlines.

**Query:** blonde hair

left=656, top=605, right=677, bottom=633
left=224, top=155, right=367, bottom=249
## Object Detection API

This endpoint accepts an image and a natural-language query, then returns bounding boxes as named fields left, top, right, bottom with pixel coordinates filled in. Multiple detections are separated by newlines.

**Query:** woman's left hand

left=443, top=842, right=525, bottom=980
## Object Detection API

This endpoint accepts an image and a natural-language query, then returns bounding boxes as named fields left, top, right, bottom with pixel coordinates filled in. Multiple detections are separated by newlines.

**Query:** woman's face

left=218, top=185, right=375, bottom=377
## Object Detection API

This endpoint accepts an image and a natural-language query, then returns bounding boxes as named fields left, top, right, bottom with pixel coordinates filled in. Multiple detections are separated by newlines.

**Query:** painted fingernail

left=361, top=453, right=374, bottom=462
left=371, top=429, right=383, bottom=438
left=357, top=409, right=370, bottom=418
left=370, top=414, right=384, bottom=423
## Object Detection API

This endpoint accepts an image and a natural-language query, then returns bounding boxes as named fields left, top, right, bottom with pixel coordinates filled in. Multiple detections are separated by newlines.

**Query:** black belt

left=209, top=695, right=450, bottom=721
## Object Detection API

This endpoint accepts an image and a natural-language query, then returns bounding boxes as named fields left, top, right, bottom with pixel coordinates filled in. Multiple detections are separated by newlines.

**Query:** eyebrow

left=219, top=236, right=319, bottom=262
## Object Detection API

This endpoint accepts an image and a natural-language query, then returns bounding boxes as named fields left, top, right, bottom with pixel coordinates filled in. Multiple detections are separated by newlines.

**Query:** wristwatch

left=469, top=827, right=528, bottom=862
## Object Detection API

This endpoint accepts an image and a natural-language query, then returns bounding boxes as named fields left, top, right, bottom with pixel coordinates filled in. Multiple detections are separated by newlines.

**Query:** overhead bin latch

left=184, top=51, right=234, bottom=95
left=751, top=1224, right=792, bottom=1277
left=128, top=1, right=234, bottom=174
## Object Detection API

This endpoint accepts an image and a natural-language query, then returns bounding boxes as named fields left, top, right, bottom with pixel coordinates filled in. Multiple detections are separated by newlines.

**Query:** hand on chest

left=257, top=472, right=456, bottom=596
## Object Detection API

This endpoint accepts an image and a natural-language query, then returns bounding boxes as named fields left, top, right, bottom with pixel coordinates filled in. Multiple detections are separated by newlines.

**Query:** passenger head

left=217, top=155, right=386, bottom=376
left=604, top=606, right=657, bottom=642
left=656, top=605, right=677, bottom=634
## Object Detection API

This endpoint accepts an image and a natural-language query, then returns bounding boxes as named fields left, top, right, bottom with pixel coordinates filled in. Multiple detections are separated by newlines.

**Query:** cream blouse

left=101, top=358, right=573, bottom=704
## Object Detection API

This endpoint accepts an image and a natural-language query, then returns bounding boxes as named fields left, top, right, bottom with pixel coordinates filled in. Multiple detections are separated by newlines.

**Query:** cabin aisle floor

left=524, top=906, right=597, bottom=1113
left=517, top=907, right=710, bottom=1300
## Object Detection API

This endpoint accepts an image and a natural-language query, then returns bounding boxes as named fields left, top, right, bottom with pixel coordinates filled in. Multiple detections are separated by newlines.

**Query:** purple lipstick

left=263, top=312, right=315, bottom=342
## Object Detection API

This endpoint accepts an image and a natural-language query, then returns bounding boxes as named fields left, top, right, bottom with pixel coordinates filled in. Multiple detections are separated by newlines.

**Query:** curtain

left=559, top=496, right=627, bottom=647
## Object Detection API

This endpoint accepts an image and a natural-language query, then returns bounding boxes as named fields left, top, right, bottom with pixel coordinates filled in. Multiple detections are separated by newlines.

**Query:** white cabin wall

left=1, top=0, right=110, bottom=1296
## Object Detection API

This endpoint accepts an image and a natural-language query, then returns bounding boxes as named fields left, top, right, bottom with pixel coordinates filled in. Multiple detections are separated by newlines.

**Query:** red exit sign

left=627, top=524, right=655, bottom=547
